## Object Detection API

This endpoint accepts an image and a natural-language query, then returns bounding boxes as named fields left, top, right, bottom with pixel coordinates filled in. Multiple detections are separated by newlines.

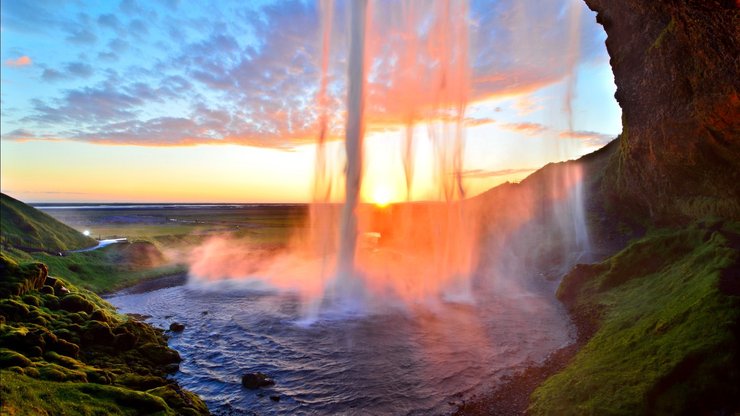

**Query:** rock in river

left=241, top=372, right=275, bottom=389
left=169, top=322, right=185, bottom=332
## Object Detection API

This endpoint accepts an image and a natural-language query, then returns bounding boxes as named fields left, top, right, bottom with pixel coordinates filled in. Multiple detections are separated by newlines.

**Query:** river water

left=108, top=275, right=573, bottom=416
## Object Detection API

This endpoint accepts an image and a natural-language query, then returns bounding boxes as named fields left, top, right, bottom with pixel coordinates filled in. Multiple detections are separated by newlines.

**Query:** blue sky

left=0, top=0, right=621, bottom=202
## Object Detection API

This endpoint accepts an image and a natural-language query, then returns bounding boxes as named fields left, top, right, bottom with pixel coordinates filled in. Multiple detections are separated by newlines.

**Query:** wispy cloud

left=500, top=122, right=548, bottom=135
left=0, top=0, right=609, bottom=149
left=459, top=167, right=537, bottom=179
left=4, top=56, right=32, bottom=67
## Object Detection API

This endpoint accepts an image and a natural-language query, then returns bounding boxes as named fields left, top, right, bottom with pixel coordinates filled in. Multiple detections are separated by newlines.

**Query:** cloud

left=66, top=29, right=97, bottom=45
left=559, top=130, right=615, bottom=146
left=500, top=122, right=548, bottom=135
left=5, top=56, right=32, bottom=67
left=41, top=62, right=94, bottom=82
left=2, top=0, right=610, bottom=150
left=465, top=117, right=496, bottom=127
left=98, top=14, right=122, bottom=31
left=459, top=167, right=537, bottom=179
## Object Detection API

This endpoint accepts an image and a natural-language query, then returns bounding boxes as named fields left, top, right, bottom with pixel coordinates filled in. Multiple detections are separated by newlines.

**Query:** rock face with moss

left=530, top=222, right=740, bottom=414
left=0, top=253, right=209, bottom=415
left=584, top=0, right=740, bottom=222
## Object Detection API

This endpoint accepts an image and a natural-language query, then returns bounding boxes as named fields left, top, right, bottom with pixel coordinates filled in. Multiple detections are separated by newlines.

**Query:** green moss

left=0, top=254, right=209, bottom=414
left=0, top=348, right=32, bottom=367
left=531, top=223, right=740, bottom=415
left=0, top=370, right=173, bottom=415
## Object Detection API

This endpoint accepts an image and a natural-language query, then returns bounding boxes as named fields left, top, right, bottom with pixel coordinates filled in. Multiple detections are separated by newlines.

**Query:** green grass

left=0, top=253, right=209, bottom=415
left=0, top=371, right=173, bottom=416
left=1, top=194, right=96, bottom=252
left=4, top=242, right=184, bottom=294
left=530, top=221, right=740, bottom=415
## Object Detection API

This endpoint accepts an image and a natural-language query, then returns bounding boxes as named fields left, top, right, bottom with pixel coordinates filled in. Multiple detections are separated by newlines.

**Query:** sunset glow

left=371, top=186, right=393, bottom=208
left=0, top=1, right=620, bottom=203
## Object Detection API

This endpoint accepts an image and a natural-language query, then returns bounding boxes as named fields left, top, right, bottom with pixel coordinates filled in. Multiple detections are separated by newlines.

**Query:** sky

left=0, top=0, right=621, bottom=203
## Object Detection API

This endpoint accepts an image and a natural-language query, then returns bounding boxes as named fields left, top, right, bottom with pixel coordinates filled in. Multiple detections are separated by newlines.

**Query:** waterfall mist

left=188, top=0, right=593, bottom=321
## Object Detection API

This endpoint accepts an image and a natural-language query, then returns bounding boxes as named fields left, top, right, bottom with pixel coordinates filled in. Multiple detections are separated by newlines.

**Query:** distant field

left=34, top=204, right=309, bottom=243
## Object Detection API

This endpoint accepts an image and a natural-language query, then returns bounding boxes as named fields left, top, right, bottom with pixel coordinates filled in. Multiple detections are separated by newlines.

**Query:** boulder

left=169, top=322, right=185, bottom=332
left=241, top=372, right=275, bottom=389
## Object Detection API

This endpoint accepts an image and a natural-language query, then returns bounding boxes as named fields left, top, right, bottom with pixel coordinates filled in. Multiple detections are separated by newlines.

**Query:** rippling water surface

left=108, top=280, right=573, bottom=415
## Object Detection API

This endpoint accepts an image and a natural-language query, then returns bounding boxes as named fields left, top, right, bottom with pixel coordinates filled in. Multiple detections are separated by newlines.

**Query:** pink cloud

left=5, top=56, right=32, bottom=67
left=500, top=122, right=548, bottom=135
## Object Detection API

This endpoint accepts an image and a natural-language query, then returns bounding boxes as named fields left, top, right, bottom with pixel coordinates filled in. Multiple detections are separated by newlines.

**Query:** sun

left=371, top=186, right=393, bottom=208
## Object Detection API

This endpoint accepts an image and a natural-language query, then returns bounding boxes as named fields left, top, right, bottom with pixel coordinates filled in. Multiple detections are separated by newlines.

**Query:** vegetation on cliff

left=530, top=221, right=740, bottom=415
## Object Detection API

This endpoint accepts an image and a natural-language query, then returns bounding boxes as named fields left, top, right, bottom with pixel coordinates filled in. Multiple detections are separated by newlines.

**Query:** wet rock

left=125, top=313, right=151, bottom=321
left=241, top=372, right=275, bottom=389
left=169, top=322, right=185, bottom=332
left=163, top=363, right=180, bottom=373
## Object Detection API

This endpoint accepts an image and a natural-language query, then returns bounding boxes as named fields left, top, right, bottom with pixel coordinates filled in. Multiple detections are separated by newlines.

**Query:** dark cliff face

left=585, top=0, right=740, bottom=223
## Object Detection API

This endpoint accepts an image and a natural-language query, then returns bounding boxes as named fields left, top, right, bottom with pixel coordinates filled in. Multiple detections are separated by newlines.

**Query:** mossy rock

left=44, top=351, right=80, bottom=369
left=137, top=343, right=181, bottom=366
left=148, top=384, right=211, bottom=416
left=21, top=294, right=41, bottom=307
left=90, top=309, right=112, bottom=324
left=40, top=292, right=58, bottom=308
left=81, top=321, right=115, bottom=346
left=0, top=254, right=48, bottom=297
left=113, top=332, right=138, bottom=351
left=0, top=348, right=32, bottom=367
left=77, top=384, right=170, bottom=414
left=51, top=337, right=80, bottom=358
left=37, top=365, right=68, bottom=382
left=116, top=373, right=168, bottom=390
left=59, top=294, right=95, bottom=314
left=0, top=325, right=48, bottom=354
left=84, top=368, right=113, bottom=385
left=0, top=298, right=31, bottom=321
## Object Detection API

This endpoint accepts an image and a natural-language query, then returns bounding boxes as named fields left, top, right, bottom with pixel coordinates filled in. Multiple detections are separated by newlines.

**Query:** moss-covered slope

left=530, top=221, right=740, bottom=415
left=1, top=193, right=96, bottom=252
left=0, top=252, right=208, bottom=415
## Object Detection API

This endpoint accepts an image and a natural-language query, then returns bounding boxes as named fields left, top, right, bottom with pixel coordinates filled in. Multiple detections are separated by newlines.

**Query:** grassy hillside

left=530, top=221, right=740, bottom=415
left=1, top=193, right=96, bottom=252
left=0, top=252, right=209, bottom=415
left=5, top=242, right=184, bottom=294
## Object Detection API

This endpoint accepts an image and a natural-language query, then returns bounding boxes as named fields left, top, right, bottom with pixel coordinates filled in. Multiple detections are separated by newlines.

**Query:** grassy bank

left=530, top=221, right=740, bottom=415
left=0, top=252, right=208, bottom=415
left=4, top=242, right=185, bottom=294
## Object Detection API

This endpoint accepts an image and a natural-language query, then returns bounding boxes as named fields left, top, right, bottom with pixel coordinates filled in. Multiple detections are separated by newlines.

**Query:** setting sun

left=371, top=186, right=393, bottom=207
